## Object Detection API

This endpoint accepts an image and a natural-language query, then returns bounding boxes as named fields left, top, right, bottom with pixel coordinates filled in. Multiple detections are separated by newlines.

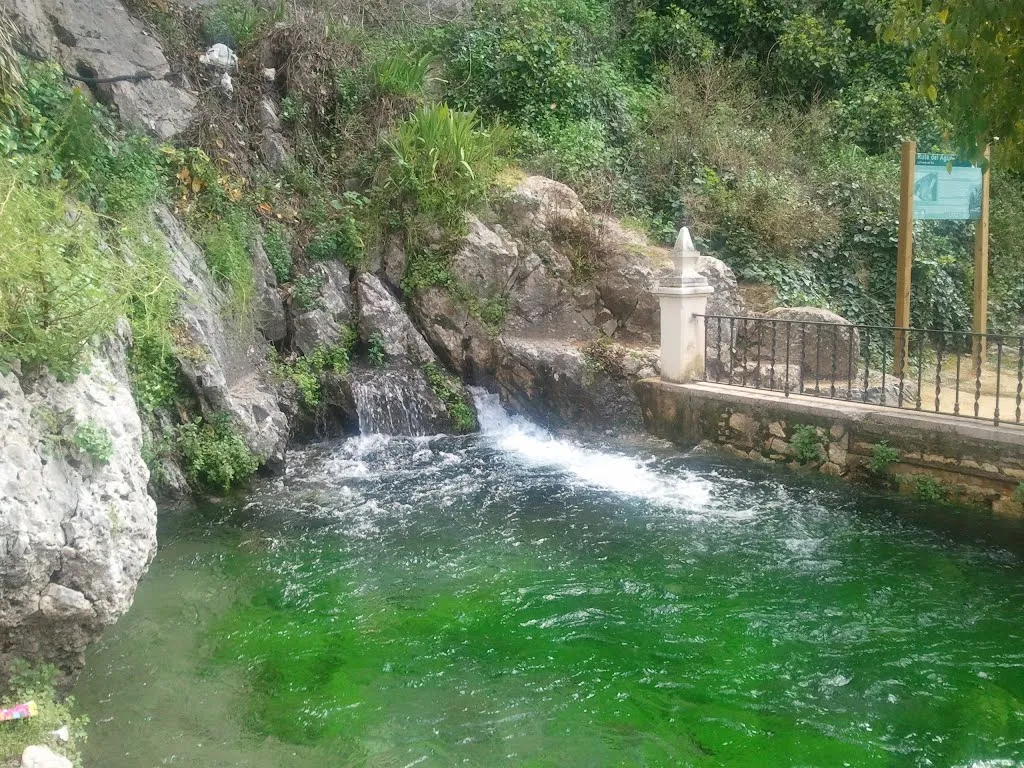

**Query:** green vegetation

left=1015, top=482, right=1024, bottom=505
left=367, top=333, right=388, bottom=368
left=272, top=332, right=358, bottom=410
left=177, top=414, right=261, bottom=493
left=913, top=474, right=946, bottom=503
left=263, top=223, right=293, bottom=284
left=868, top=441, right=901, bottom=475
left=424, top=361, right=477, bottom=433
left=791, top=425, right=824, bottom=465
left=0, top=661, right=87, bottom=765
left=891, top=1, right=1024, bottom=168
left=72, top=421, right=114, bottom=465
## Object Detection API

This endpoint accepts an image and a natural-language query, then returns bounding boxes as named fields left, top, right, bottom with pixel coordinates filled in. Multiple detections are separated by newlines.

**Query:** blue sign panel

left=913, top=153, right=983, bottom=221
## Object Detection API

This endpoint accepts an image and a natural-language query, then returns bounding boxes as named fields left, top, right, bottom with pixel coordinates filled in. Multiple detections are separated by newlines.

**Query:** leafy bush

left=445, top=0, right=621, bottom=127
left=0, top=661, right=88, bottom=765
left=868, top=441, right=900, bottom=475
left=623, top=6, right=718, bottom=79
left=306, top=217, right=364, bottom=266
left=424, top=361, right=478, bottom=433
left=177, top=414, right=260, bottom=492
left=262, top=223, right=293, bottom=284
left=367, top=332, right=387, bottom=367
left=791, top=424, right=824, bottom=464
left=72, top=421, right=114, bottom=465
left=914, top=474, right=945, bottom=504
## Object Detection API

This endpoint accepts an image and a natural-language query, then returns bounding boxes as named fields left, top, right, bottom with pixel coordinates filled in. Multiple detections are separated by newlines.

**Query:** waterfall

left=350, top=368, right=444, bottom=436
left=469, top=388, right=712, bottom=510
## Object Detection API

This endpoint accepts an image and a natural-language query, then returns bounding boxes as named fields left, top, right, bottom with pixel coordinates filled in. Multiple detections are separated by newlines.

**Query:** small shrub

left=791, top=424, right=824, bottom=465
left=306, top=217, right=364, bottom=267
left=0, top=661, right=88, bottom=765
left=868, top=441, right=900, bottom=475
left=291, top=274, right=325, bottom=311
left=424, top=361, right=477, bottom=433
left=263, top=223, right=293, bottom=284
left=367, top=332, right=387, bottom=368
left=1015, top=482, right=1024, bottom=505
left=72, top=421, right=113, bottom=465
left=914, top=475, right=945, bottom=504
left=272, top=334, right=357, bottom=410
left=176, top=413, right=260, bottom=492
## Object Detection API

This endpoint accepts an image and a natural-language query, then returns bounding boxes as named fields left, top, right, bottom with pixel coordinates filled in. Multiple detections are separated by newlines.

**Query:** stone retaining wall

left=636, top=380, right=1024, bottom=514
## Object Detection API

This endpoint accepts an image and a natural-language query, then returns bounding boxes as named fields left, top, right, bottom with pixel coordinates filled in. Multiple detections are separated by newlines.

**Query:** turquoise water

left=75, top=396, right=1024, bottom=766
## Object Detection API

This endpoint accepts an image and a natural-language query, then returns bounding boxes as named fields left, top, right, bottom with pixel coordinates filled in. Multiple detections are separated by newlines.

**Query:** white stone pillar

left=655, top=228, right=714, bottom=383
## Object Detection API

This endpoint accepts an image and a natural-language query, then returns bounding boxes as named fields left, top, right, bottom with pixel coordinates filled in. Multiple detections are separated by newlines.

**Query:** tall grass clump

left=381, top=104, right=508, bottom=232
left=0, top=164, right=123, bottom=379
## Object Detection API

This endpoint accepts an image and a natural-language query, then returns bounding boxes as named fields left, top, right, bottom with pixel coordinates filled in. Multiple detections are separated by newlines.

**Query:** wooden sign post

left=894, top=141, right=916, bottom=378
left=893, top=141, right=990, bottom=377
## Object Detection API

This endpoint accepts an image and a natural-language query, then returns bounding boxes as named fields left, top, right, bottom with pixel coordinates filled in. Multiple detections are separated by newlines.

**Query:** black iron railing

left=698, top=314, right=1024, bottom=428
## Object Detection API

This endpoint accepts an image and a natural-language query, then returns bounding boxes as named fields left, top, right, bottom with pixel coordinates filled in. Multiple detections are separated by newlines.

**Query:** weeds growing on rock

left=791, top=425, right=824, bottom=465
left=914, top=475, right=946, bottom=504
left=868, top=441, right=900, bottom=476
left=177, top=413, right=260, bottom=492
left=72, top=421, right=114, bottom=465
left=424, top=362, right=477, bottom=433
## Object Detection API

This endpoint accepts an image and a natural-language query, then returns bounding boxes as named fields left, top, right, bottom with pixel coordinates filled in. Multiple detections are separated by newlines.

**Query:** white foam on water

left=471, top=389, right=712, bottom=513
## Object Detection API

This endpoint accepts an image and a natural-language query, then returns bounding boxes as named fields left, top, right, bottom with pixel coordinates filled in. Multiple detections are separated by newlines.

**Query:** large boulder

left=290, top=261, right=354, bottom=356
left=157, top=207, right=289, bottom=472
left=493, top=338, right=646, bottom=431
left=7, top=0, right=197, bottom=139
left=0, top=329, right=157, bottom=678
left=357, top=273, right=435, bottom=364
left=762, top=307, right=861, bottom=381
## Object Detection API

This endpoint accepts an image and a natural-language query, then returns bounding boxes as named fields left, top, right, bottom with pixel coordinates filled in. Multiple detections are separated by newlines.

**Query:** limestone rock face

left=7, top=0, right=197, bottom=139
left=493, top=339, right=646, bottom=431
left=357, top=273, right=436, bottom=364
left=157, top=206, right=289, bottom=472
left=291, top=261, right=354, bottom=356
left=0, top=332, right=157, bottom=677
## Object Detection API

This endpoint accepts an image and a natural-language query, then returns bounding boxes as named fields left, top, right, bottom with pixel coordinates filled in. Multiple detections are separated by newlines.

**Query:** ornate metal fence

left=699, top=314, right=1024, bottom=428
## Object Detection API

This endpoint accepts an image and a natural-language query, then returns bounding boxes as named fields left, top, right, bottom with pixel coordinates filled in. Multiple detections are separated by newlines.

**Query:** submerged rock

left=0, top=332, right=157, bottom=679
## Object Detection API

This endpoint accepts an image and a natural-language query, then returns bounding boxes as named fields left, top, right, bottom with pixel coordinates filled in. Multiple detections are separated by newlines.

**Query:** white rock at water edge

left=21, top=745, right=72, bottom=768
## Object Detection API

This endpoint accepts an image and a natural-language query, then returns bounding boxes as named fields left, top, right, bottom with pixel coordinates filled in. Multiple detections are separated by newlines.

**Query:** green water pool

left=75, top=402, right=1024, bottom=766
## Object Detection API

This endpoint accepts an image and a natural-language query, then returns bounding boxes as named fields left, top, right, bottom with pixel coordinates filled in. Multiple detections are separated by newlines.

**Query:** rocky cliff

left=0, top=328, right=157, bottom=678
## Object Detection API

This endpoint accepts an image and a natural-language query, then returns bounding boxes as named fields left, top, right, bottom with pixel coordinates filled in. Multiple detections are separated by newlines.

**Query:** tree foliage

left=891, top=0, right=1024, bottom=168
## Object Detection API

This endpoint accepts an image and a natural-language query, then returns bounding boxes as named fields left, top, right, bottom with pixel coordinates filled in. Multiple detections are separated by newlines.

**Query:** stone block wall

left=636, top=380, right=1024, bottom=515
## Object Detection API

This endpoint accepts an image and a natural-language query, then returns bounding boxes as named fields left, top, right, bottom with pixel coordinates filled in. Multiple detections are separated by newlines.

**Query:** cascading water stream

left=349, top=368, right=439, bottom=436
left=470, top=388, right=713, bottom=512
